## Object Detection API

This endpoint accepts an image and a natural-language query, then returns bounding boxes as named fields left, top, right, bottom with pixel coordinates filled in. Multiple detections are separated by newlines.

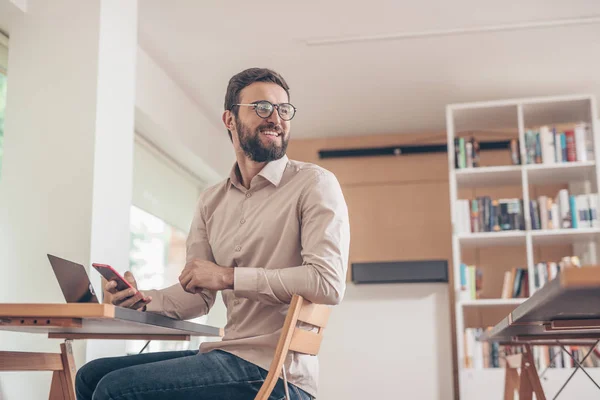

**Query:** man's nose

left=265, top=106, right=281, bottom=124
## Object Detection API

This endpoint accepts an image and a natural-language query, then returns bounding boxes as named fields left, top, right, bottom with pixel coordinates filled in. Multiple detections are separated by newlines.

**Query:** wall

left=319, top=282, right=452, bottom=400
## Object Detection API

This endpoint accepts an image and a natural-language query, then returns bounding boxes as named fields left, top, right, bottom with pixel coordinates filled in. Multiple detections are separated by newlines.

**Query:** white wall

left=135, top=47, right=233, bottom=184
left=318, top=282, right=454, bottom=400
left=0, top=0, right=137, bottom=398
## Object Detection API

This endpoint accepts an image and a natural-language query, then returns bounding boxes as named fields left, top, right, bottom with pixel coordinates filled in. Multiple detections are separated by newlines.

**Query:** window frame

left=0, top=32, right=8, bottom=73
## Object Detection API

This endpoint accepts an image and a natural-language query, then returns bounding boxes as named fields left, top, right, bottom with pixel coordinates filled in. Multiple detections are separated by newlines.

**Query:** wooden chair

left=255, top=294, right=331, bottom=400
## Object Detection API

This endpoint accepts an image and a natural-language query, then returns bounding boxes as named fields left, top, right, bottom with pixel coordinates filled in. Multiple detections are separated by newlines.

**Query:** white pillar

left=0, top=1, right=137, bottom=398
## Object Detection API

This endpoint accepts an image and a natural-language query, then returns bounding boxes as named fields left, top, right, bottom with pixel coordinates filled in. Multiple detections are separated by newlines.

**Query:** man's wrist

left=222, top=267, right=234, bottom=290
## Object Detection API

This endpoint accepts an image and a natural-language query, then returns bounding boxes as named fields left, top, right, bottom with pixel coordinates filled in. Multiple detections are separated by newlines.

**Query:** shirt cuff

left=142, top=289, right=161, bottom=313
left=233, top=268, right=259, bottom=300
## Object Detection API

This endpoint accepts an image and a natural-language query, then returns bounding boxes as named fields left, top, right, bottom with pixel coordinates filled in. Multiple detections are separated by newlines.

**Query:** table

left=0, top=303, right=222, bottom=400
left=484, top=266, right=600, bottom=400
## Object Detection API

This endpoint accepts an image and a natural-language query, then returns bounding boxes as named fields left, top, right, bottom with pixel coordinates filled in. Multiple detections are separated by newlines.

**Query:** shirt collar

left=227, top=155, right=289, bottom=189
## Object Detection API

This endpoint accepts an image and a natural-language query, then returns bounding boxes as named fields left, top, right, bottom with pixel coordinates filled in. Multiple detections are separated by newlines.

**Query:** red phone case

left=92, top=263, right=136, bottom=292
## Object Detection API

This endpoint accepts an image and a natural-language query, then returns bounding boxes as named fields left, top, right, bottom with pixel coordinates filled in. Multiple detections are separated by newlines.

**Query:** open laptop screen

left=47, top=254, right=99, bottom=303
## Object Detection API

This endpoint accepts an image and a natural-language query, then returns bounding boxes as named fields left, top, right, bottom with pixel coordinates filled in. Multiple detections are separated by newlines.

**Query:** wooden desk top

left=0, top=303, right=223, bottom=340
left=485, top=267, right=600, bottom=343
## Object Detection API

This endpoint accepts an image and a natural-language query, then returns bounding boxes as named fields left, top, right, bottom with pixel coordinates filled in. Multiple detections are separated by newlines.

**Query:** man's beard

left=236, top=119, right=289, bottom=163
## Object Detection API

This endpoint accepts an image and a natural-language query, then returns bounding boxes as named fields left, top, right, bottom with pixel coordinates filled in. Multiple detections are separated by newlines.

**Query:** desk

left=0, top=303, right=222, bottom=400
left=484, top=266, right=600, bottom=400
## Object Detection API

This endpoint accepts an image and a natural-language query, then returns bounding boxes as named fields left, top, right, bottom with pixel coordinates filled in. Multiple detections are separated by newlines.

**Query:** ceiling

left=138, top=0, right=600, bottom=139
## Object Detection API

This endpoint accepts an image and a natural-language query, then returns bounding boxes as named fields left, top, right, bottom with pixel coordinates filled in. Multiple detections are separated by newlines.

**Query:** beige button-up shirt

left=145, top=155, right=350, bottom=397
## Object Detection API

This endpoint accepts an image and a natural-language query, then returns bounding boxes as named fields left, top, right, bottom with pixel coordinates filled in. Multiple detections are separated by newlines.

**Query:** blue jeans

left=75, top=349, right=313, bottom=400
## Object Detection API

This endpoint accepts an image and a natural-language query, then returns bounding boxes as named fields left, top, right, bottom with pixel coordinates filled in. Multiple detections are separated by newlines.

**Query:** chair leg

left=49, top=370, right=68, bottom=400
left=59, top=340, right=77, bottom=400
left=282, top=366, right=291, bottom=400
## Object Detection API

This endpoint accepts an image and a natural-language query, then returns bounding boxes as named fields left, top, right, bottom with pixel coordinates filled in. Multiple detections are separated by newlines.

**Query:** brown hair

left=224, top=68, right=290, bottom=141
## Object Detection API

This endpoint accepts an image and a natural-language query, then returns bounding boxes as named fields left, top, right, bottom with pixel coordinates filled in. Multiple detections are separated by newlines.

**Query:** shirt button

left=245, top=192, right=252, bottom=198
left=240, top=219, right=246, bottom=225
left=235, top=245, right=242, bottom=252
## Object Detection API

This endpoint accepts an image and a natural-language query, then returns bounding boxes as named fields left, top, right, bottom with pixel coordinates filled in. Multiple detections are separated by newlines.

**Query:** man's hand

left=104, top=271, right=152, bottom=310
left=179, top=259, right=234, bottom=293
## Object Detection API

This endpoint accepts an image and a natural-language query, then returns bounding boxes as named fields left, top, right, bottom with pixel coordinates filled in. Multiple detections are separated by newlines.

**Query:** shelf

left=458, top=231, right=526, bottom=247
left=455, top=166, right=522, bottom=188
left=461, top=299, right=525, bottom=329
left=461, top=298, right=526, bottom=306
left=526, top=161, right=596, bottom=185
left=530, top=228, right=600, bottom=246
left=522, top=96, right=593, bottom=127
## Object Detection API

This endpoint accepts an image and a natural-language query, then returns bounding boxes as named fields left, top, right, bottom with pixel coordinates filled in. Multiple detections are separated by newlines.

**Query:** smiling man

left=75, top=68, right=350, bottom=400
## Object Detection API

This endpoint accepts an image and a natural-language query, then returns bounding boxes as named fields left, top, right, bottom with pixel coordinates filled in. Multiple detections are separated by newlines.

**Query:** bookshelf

left=446, top=94, right=600, bottom=399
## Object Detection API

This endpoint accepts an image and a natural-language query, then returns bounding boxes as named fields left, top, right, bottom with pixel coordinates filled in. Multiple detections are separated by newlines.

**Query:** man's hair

left=224, top=68, right=290, bottom=141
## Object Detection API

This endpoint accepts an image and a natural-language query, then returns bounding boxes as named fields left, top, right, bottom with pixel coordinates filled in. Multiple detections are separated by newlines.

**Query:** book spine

left=575, top=123, right=587, bottom=161
left=589, top=194, right=599, bottom=229
left=585, top=123, right=595, bottom=161
left=540, top=126, right=555, bottom=164
left=566, top=130, right=576, bottom=162
left=551, top=203, right=560, bottom=230
left=470, top=137, right=480, bottom=167
left=560, top=133, right=567, bottom=162
left=459, top=138, right=466, bottom=169
left=577, top=195, right=590, bottom=228
left=554, top=128, right=562, bottom=163
left=570, top=195, right=579, bottom=229
left=539, top=196, right=548, bottom=230
left=558, top=189, right=571, bottom=228
left=532, top=200, right=540, bottom=230
left=492, top=200, right=501, bottom=231
left=466, top=141, right=473, bottom=168
left=510, top=139, right=520, bottom=165
left=535, top=132, right=542, bottom=163
left=471, top=199, right=479, bottom=233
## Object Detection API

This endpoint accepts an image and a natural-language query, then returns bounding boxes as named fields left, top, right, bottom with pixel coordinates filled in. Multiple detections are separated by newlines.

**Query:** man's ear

left=222, top=110, right=235, bottom=132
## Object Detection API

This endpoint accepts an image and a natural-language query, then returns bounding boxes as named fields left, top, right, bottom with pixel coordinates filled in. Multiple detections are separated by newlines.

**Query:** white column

left=0, top=1, right=137, bottom=398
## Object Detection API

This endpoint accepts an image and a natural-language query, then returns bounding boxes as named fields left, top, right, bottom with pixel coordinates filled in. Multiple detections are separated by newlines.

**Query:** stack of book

left=454, top=137, right=481, bottom=169
left=532, top=256, right=581, bottom=292
left=459, top=264, right=483, bottom=301
left=500, top=268, right=529, bottom=299
left=530, top=190, right=599, bottom=230
left=455, top=197, right=524, bottom=234
left=464, top=327, right=600, bottom=369
left=522, top=123, right=594, bottom=165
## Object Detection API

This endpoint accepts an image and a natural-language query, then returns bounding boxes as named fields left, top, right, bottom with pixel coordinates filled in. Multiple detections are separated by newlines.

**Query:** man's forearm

left=233, top=263, right=346, bottom=305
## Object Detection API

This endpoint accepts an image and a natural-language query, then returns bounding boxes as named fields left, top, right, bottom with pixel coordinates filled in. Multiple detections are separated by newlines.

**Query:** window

left=127, top=205, right=199, bottom=353
left=0, top=33, right=8, bottom=179
left=126, top=136, right=213, bottom=354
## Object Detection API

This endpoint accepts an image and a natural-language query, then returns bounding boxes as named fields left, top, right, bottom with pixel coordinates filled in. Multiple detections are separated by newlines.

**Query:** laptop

left=47, top=254, right=99, bottom=303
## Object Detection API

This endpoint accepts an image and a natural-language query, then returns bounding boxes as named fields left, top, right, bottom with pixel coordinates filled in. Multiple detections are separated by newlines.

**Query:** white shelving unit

left=446, top=94, right=600, bottom=399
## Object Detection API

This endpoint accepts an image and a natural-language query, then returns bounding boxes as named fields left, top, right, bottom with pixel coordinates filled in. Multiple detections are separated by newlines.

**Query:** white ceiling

left=138, top=0, right=600, bottom=139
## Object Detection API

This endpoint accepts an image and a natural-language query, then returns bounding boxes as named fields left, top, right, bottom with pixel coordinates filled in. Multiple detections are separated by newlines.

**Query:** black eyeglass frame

left=231, top=100, right=297, bottom=121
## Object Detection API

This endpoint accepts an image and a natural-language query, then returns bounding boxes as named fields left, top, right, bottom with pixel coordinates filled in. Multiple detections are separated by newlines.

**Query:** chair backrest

left=255, top=294, right=331, bottom=400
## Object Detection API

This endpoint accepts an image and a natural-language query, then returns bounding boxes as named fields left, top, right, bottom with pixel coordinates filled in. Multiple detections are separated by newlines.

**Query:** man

left=75, top=68, right=350, bottom=400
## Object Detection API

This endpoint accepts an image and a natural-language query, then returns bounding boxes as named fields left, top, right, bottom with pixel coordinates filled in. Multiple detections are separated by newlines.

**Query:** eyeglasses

left=232, top=100, right=297, bottom=121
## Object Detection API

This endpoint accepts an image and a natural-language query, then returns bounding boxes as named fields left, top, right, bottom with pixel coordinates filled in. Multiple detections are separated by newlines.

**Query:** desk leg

left=504, top=366, right=520, bottom=400
left=518, top=345, right=546, bottom=400
left=49, top=340, right=76, bottom=400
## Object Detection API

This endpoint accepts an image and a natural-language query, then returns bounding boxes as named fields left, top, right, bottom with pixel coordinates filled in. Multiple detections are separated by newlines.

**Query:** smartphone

left=92, top=263, right=137, bottom=292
